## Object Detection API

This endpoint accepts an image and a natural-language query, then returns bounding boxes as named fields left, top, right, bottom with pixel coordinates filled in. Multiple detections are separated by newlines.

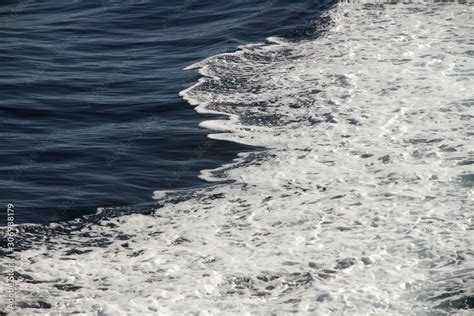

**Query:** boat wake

left=1, top=1, right=473, bottom=314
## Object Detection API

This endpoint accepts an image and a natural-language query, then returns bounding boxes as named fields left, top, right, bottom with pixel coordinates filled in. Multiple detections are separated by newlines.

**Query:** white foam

left=1, top=2, right=473, bottom=315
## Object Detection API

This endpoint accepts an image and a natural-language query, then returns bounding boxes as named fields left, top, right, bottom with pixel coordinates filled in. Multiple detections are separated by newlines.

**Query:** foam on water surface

left=1, top=1, right=473, bottom=315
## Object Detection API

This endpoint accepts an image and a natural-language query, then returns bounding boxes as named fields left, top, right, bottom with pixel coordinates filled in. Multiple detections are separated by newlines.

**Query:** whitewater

left=1, top=1, right=473, bottom=315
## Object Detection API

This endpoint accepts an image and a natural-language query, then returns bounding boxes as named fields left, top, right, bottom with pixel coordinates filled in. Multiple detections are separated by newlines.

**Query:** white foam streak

left=1, top=2, right=473, bottom=315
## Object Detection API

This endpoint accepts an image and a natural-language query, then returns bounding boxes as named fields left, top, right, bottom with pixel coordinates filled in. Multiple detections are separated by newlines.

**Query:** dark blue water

left=0, top=0, right=332, bottom=226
